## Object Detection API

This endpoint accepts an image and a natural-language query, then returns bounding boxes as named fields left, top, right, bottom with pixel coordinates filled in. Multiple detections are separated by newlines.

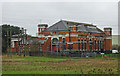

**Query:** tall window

left=98, top=41, right=99, bottom=51
left=81, top=40, right=83, bottom=50
left=84, top=40, right=86, bottom=50
left=95, top=40, right=96, bottom=50
left=100, top=41, right=101, bottom=50
left=62, top=38, right=66, bottom=50
left=78, top=39, right=80, bottom=51
left=89, top=39, right=92, bottom=51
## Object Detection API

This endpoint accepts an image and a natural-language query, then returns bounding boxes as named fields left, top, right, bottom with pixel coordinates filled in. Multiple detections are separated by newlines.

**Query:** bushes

left=112, top=45, right=118, bottom=50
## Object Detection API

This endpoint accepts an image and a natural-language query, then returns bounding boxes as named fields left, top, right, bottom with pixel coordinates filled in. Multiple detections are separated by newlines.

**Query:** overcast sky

left=1, top=1, right=118, bottom=36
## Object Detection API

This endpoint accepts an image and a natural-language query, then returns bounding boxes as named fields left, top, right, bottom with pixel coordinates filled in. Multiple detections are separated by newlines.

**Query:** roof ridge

left=61, top=20, right=94, bottom=26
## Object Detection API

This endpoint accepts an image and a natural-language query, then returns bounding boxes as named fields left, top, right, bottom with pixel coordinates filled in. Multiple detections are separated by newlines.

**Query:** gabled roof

left=43, top=20, right=68, bottom=32
left=43, top=20, right=105, bottom=34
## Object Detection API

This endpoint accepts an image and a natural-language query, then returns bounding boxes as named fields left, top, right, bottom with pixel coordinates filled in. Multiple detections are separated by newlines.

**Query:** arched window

left=52, top=38, right=58, bottom=44
left=52, top=38, right=59, bottom=51
left=63, top=38, right=65, bottom=43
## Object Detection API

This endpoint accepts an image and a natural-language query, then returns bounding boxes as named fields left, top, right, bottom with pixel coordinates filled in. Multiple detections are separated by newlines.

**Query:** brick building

left=36, top=20, right=112, bottom=53
left=10, top=20, right=112, bottom=55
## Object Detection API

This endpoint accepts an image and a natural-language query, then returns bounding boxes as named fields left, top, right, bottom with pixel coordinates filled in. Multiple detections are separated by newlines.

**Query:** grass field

left=2, top=54, right=119, bottom=74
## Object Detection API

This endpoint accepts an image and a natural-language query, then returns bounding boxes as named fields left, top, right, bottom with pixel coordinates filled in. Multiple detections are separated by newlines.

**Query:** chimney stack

left=38, top=24, right=48, bottom=35
left=104, top=28, right=112, bottom=36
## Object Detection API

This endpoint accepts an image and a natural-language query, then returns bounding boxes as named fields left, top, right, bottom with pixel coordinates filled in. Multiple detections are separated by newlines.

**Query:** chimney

left=38, top=24, right=48, bottom=35
left=104, top=28, right=112, bottom=35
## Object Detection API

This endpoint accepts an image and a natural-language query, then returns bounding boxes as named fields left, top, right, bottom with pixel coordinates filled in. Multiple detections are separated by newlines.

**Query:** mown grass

left=2, top=54, right=119, bottom=74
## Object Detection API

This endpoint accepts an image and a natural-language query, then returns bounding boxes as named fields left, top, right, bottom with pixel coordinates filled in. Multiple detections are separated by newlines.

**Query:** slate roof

left=43, top=20, right=68, bottom=32
left=43, top=20, right=105, bottom=34
left=78, top=25, right=88, bottom=32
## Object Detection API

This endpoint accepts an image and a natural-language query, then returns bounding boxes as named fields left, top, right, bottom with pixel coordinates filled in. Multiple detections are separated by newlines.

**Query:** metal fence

left=29, top=50, right=98, bottom=57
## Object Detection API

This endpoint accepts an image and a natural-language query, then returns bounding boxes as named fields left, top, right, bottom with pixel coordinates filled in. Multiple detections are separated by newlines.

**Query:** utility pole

left=10, top=26, right=12, bottom=57
left=20, top=28, right=23, bottom=56
left=22, top=28, right=25, bottom=56
left=20, top=29, right=21, bottom=56
left=7, top=27, right=9, bottom=56
left=0, top=26, right=1, bottom=76
left=24, top=29, right=27, bottom=56
left=18, top=29, right=20, bottom=55
left=22, top=28, right=24, bottom=55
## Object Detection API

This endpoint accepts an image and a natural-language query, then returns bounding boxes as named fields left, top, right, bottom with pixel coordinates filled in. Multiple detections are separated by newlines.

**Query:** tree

left=2, top=24, right=20, bottom=53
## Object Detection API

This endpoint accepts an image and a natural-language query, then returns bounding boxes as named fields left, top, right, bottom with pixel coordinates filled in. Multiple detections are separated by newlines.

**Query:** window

left=95, top=40, right=96, bottom=50
left=98, top=41, right=99, bottom=51
left=84, top=40, right=86, bottom=50
left=81, top=40, right=83, bottom=50
left=52, top=38, right=58, bottom=45
left=78, top=39, right=80, bottom=50
left=89, top=39, right=92, bottom=51
left=62, top=38, right=66, bottom=50
left=63, top=38, right=65, bottom=43
left=100, top=41, right=101, bottom=50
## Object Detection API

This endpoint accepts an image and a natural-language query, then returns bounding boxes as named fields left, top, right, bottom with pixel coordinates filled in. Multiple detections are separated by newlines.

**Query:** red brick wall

left=105, top=39, right=112, bottom=51
left=42, top=37, right=51, bottom=52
